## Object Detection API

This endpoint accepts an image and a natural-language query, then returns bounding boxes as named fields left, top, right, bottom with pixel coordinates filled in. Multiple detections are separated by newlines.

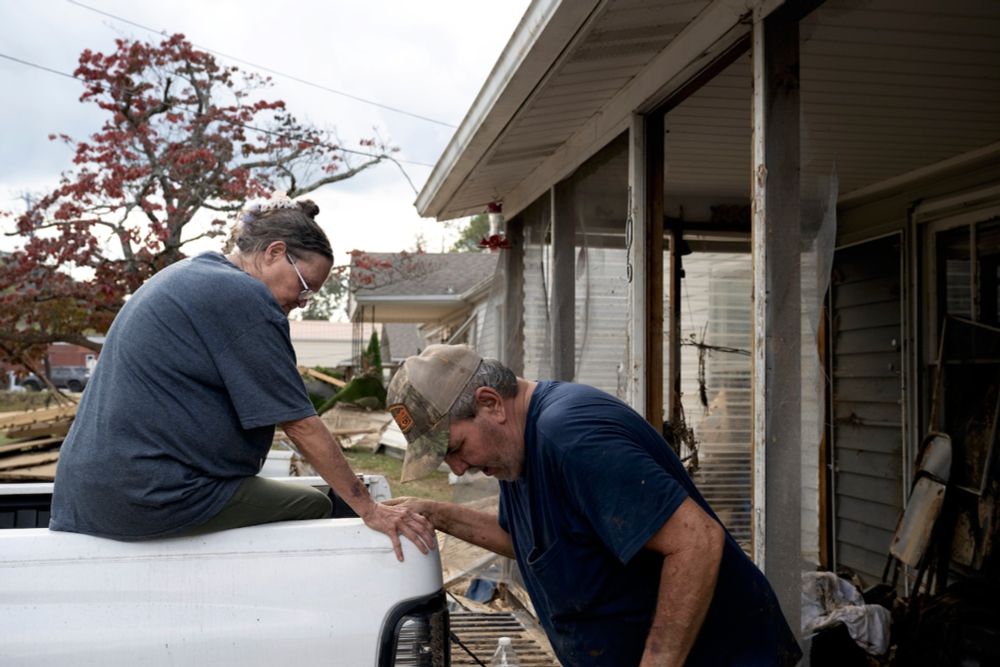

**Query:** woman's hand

left=386, top=497, right=514, bottom=558
left=360, top=501, right=437, bottom=562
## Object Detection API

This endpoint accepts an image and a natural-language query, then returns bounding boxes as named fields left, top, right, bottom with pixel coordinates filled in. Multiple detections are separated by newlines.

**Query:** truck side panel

left=0, top=519, right=443, bottom=666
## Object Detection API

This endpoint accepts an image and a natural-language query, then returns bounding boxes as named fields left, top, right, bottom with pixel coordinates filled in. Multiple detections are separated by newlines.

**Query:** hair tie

left=240, top=191, right=300, bottom=224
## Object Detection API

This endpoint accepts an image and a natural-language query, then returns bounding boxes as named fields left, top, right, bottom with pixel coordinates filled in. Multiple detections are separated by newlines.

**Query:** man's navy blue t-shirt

left=50, top=252, right=316, bottom=540
left=498, top=381, right=801, bottom=666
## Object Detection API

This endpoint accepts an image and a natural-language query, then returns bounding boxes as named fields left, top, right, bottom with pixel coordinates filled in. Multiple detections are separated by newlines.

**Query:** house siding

left=830, top=234, right=904, bottom=585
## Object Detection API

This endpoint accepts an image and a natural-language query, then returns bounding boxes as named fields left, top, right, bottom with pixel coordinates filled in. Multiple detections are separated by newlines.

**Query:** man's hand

left=361, top=502, right=437, bottom=562
left=383, top=496, right=437, bottom=523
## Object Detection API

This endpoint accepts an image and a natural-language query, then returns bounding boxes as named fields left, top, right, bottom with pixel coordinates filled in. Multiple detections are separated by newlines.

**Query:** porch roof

left=418, top=0, right=1000, bottom=222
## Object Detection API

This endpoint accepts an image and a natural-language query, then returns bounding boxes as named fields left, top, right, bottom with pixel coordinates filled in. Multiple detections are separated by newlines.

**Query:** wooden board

left=0, top=451, right=60, bottom=472
left=298, top=365, right=347, bottom=388
left=5, top=419, right=73, bottom=441
left=0, top=462, right=57, bottom=482
left=0, top=404, right=77, bottom=430
left=0, top=436, right=63, bottom=456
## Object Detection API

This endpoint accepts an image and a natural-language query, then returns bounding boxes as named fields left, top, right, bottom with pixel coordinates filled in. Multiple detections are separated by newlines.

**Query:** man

left=386, top=344, right=801, bottom=666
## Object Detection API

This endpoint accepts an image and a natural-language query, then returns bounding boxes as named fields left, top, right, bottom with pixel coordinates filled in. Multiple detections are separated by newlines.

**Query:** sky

left=0, top=0, right=531, bottom=267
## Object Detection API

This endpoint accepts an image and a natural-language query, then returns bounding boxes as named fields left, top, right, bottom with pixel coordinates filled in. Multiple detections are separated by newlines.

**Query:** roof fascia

left=415, top=0, right=604, bottom=219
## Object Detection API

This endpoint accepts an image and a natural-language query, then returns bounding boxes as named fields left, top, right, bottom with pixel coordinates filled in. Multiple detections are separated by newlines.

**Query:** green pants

left=176, top=476, right=333, bottom=537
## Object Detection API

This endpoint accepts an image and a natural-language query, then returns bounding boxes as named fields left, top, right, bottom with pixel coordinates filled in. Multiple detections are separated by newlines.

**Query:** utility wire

left=65, top=0, right=458, bottom=129
left=0, top=50, right=426, bottom=195
left=0, top=50, right=435, bottom=177
left=0, top=53, right=78, bottom=80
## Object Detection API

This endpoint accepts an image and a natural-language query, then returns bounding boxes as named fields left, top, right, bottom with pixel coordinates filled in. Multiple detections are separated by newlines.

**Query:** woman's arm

left=280, top=415, right=437, bottom=561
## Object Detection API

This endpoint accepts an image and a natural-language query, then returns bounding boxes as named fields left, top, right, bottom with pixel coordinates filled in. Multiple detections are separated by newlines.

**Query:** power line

left=0, top=50, right=429, bottom=193
left=65, top=0, right=458, bottom=129
left=0, top=50, right=435, bottom=169
left=0, top=53, right=77, bottom=80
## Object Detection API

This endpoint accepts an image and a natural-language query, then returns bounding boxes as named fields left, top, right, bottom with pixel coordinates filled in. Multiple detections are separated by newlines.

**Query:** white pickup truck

left=0, top=476, right=449, bottom=666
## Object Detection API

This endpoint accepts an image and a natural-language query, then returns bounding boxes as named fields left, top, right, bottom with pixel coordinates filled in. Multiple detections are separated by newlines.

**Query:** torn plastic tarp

left=802, top=571, right=891, bottom=655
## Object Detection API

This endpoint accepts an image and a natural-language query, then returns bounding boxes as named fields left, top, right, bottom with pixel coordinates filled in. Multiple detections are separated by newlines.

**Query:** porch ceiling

left=420, top=0, right=1000, bottom=221
left=801, top=0, right=1000, bottom=196
left=418, top=0, right=717, bottom=221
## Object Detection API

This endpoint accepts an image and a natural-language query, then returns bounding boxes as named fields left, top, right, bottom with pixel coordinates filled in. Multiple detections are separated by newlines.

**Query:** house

left=347, top=252, right=500, bottom=359
left=286, top=320, right=360, bottom=368
left=380, top=322, right=426, bottom=366
left=46, top=342, right=98, bottom=369
left=415, top=0, right=1000, bottom=640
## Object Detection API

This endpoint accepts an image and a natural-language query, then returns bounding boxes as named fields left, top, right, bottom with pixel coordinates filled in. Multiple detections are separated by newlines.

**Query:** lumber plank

left=0, top=462, right=58, bottom=481
left=0, top=436, right=63, bottom=456
left=298, top=365, right=347, bottom=388
left=0, top=451, right=60, bottom=472
left=327, top=427, right=381, bottom=436
left=5, top=419, right=73, bottom=440
left=0, top=404, right=77, bottom=430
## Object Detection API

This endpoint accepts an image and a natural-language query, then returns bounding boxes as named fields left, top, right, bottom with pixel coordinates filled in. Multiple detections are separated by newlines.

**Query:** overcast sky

left=0, top=0, right=531, bottom=265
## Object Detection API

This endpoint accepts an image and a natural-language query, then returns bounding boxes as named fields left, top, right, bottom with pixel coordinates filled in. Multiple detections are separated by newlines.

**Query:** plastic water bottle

left=490, top=636, right=521, bottom=666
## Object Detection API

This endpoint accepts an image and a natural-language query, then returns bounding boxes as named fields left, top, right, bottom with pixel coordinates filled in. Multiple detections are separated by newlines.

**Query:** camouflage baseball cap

left=387, top=344, right=483, bottom=482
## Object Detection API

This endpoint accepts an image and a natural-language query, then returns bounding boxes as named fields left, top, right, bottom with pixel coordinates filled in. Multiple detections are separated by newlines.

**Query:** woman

left=50, top=196, right=435, bottom=561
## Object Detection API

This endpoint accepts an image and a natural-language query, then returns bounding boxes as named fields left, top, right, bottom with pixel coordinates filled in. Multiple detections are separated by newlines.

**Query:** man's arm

left=639, top=497, right=725, bottom=667
left=385, top=497, right=515, bottom=559
left=281, top=415, right=437, bottom=561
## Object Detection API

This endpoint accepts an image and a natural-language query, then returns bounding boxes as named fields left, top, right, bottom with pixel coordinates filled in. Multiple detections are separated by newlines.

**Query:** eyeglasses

left=286, top=253, right=315, bottom=304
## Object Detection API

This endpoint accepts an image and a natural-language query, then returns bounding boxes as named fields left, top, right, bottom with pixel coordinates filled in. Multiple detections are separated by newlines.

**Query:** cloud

left=0, top=0, right=529, bottom=246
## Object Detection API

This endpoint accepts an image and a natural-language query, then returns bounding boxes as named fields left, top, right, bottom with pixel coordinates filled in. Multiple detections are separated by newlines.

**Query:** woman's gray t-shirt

left=50, top=252, right=316, bottom=539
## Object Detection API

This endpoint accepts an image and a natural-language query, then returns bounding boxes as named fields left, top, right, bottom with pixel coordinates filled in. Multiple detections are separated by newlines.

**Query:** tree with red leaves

left=0, top=34, right=396, bottom=368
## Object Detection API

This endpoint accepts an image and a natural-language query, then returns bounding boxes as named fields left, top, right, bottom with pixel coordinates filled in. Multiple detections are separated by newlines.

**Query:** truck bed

left=0, top=478, right=446, bottom=666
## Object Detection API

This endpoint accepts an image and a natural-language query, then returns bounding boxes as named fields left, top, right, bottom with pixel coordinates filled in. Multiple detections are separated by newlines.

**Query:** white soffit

left=801, top=0, right=1000, bottom=197
left=419, top=0, right=758, bottom=221
left=422, top=0, right=1000, bottom=224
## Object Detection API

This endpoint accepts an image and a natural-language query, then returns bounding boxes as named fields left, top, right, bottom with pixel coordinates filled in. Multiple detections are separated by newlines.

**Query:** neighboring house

left=414, top=0, right=1000, bottom=633
left=47, top=342, right=98, bottom=369
left=380, top=323, right=426, bottom=366
left=3, top=342, right=100, bottom=391
left=287, top=320, right=372, bottom=368
left=348, top=252, right=500, bottom=359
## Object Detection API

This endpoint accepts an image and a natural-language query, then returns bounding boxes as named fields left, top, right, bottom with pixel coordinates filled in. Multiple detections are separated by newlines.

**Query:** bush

left=316, top=375, right=387, bottom=414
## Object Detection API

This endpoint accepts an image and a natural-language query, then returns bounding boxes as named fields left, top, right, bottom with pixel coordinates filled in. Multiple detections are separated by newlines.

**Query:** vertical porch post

left=752, top=0, right=803, bottom=635
left=627, top=114, right=648, bottom=412
left=552, top=183, right=576, bottom=381
left=645, top=111, right=666, bottom=426
left=667, top=225, right=683, bottom=432
left=503, top=216, right=525, bottom=375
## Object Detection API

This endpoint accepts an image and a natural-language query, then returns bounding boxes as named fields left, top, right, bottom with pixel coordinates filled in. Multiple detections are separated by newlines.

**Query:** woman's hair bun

left=298, top=199, right=320, bottom=219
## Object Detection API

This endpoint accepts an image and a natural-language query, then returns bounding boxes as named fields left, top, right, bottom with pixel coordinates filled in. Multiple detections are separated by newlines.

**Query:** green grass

left=343, top=449, right=453, bottom=503
left=0, top=390, right=64, bottom=413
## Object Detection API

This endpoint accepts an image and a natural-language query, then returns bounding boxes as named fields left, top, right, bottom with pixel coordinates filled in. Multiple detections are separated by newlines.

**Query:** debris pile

left=0, top=403, right=77, bottom=482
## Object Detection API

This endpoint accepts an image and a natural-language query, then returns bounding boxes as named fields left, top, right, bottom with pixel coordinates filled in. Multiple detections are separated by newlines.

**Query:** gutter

left=352, top=295, right=466, bottom=306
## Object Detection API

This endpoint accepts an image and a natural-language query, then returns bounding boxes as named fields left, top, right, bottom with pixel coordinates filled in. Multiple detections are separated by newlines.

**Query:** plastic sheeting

left=800, top=169, right=838, bottom=565
left=802, top=571, right=891, bottom=656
